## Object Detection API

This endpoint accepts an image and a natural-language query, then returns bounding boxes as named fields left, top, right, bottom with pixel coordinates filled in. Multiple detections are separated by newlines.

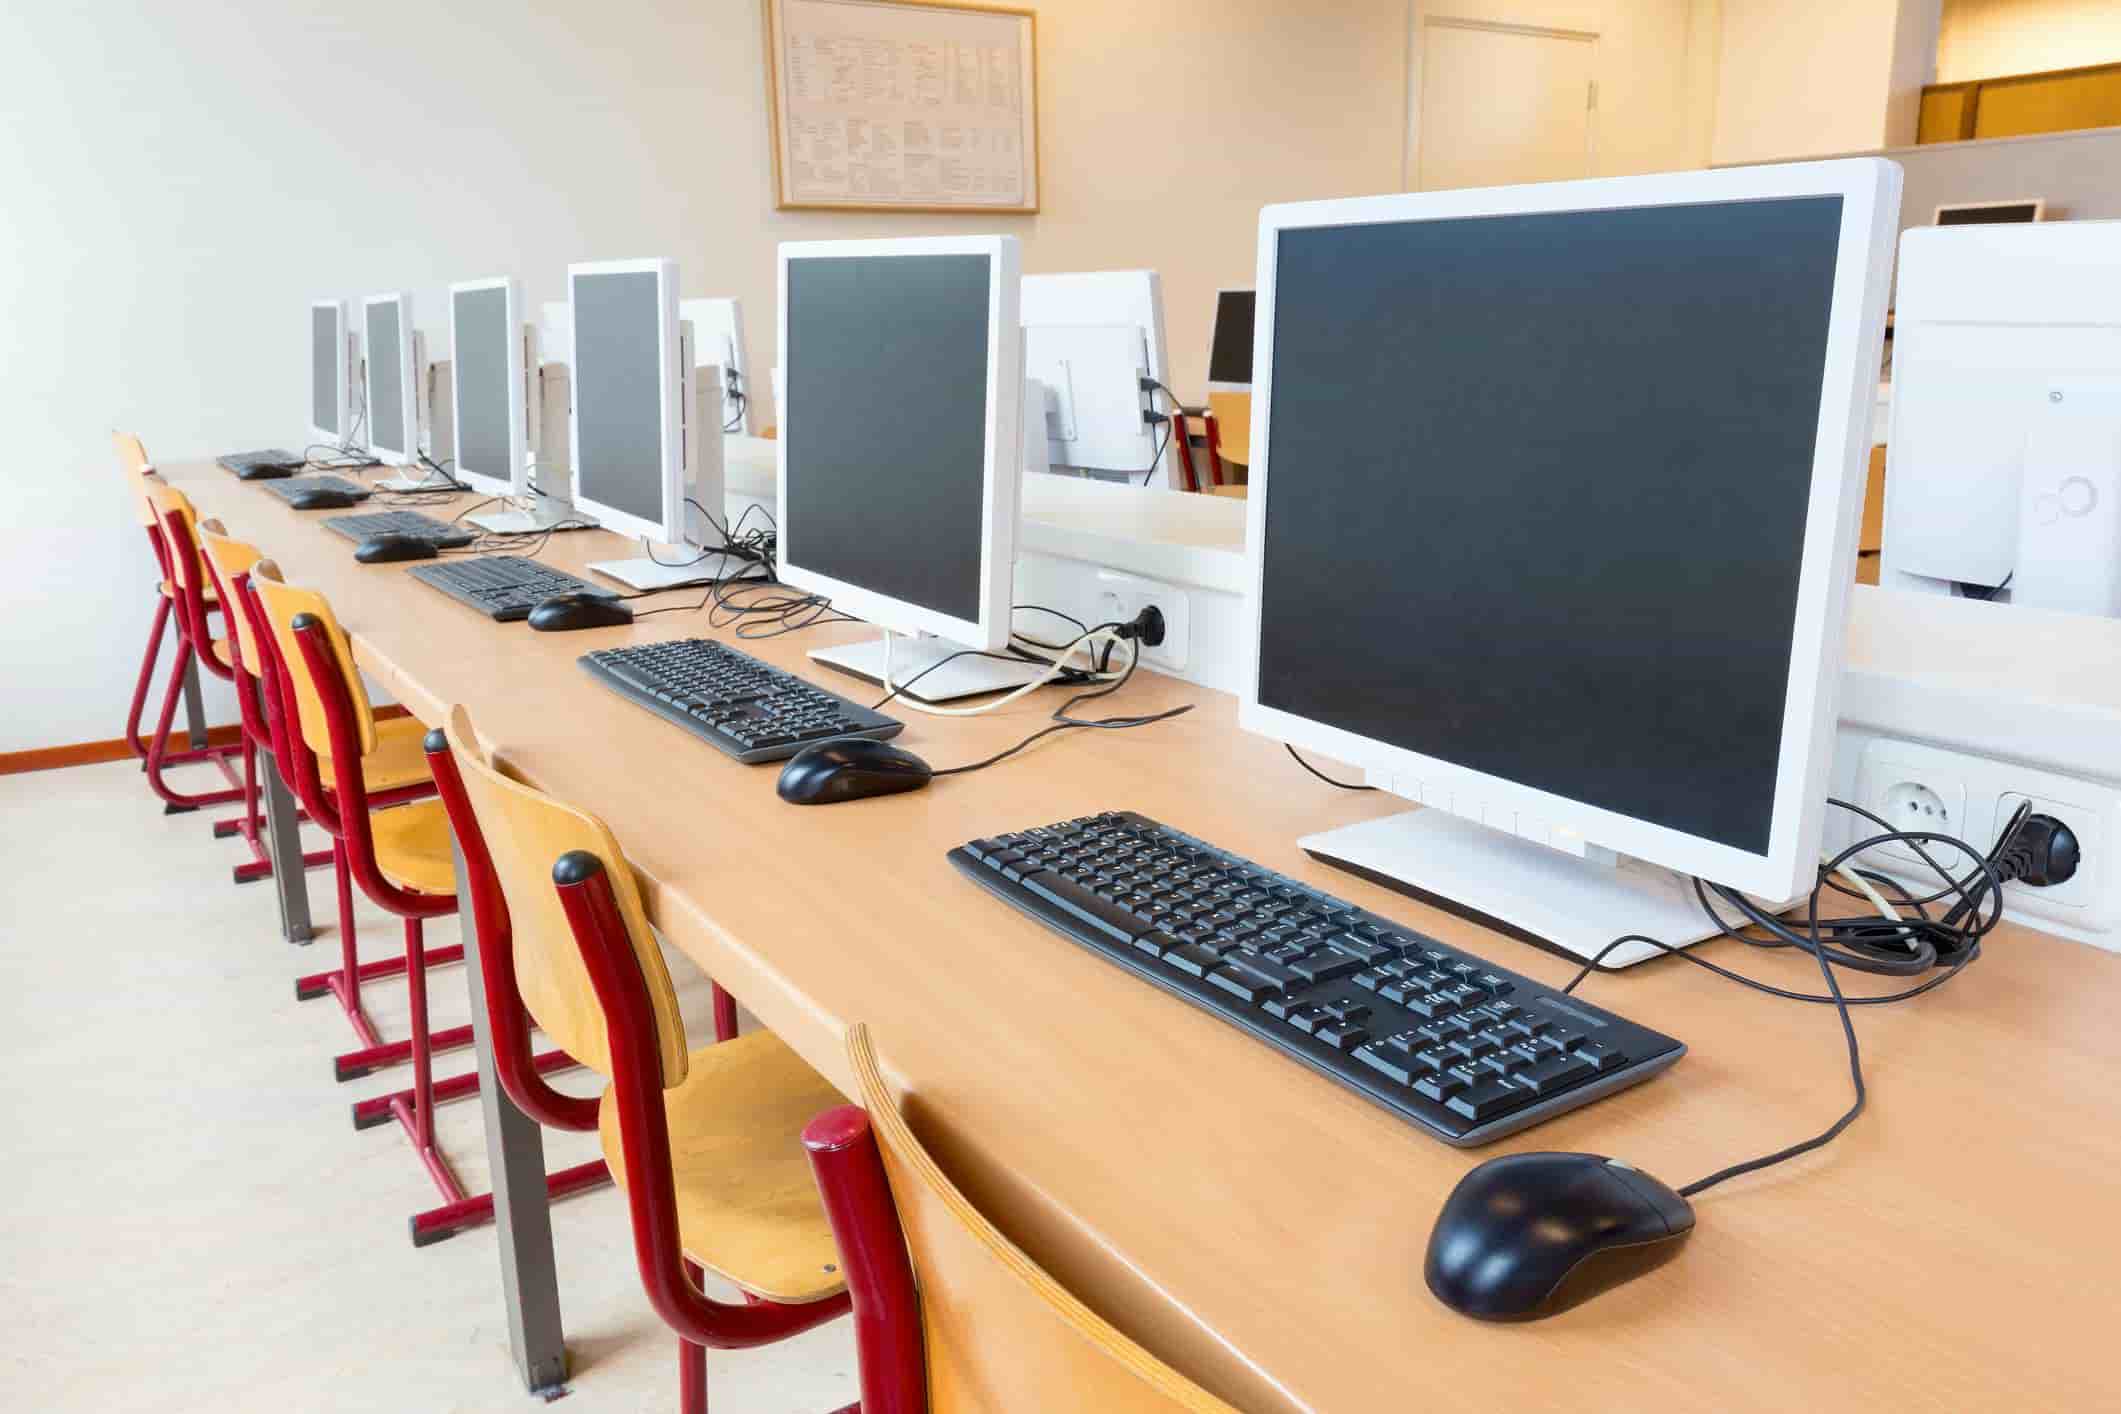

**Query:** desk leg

left=451, top=842, right=569, bottom=1396
left=260, top=754, right=314, bottom=944
left=181, top=657, right=209, bottom=752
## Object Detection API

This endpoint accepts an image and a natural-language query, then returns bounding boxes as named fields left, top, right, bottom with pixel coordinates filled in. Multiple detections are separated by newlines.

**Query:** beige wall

left=0, top=0, right=1409, bottom=751
left=1404, top=0, right=1711, bottom=184
left=1939, top=0, right=2121, bottom=81
left=1711, top=0, right=1939, bottom=163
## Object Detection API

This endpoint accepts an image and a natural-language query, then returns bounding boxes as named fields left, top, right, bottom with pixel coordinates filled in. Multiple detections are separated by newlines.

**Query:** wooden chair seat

left=322, top=715, right=432, bottom=795
left=597, top=1030, right=848, bottom=1306
left=161, top=578, right=219, bottom=605
left=368, top=799, right=457, bottom=895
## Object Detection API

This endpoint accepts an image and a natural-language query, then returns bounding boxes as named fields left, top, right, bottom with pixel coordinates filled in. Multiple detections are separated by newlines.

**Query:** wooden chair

left=246, top=568, right=520, bottom=1245
left=803, top=1024, right=1241, bottom=1413
left=113, top=433, right=200, bottom=769
left=190, top=521, right=336, bottom=886
left=440, top=705, right=852, bottom=1413
left=135, top=480, right=246, bottom=815
left=1205, top=391, right=1251, bottom=478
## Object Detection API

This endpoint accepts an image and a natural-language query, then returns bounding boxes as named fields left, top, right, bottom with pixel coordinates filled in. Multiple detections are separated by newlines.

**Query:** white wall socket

left=1094, top=568, right=1190, bottom=673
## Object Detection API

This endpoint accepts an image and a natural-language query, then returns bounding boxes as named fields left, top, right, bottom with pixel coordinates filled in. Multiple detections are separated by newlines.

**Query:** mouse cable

left=1286, top=745, right=1376, bottom=792
left=1557, top=798, right=2029, bottom=1199
left=930, top=637, right=1193, bottom=778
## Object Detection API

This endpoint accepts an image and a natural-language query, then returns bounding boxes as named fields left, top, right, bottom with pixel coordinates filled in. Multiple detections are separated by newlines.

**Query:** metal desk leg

left=451, top=842, right=569, bottom=1396
left=181, top=656, right=209, bottom=751
left=259, top=753, right=315, bottom=944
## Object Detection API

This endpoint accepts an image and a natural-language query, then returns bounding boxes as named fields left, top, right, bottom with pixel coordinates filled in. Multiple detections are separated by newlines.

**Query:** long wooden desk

left=173, top=463, right=2121, bottom=1411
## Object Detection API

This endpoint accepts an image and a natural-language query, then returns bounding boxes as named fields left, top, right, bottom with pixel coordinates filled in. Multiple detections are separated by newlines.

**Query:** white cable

left=882, top=626, right=1128, bottom=717
left=1826, top=855, right=1902, bottom=923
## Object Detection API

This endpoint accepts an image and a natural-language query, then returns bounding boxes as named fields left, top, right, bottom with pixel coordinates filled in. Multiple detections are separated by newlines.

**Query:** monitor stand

left=589, top=550, right=756, bottom=592
left=809, top=635, right=1047, bottom=704
left=467, top=499, right=594, bottom=534
left=1298, top=809, right=1729, bottom=969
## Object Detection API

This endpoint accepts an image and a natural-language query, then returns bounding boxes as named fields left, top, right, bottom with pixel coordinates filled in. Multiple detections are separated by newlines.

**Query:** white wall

left=1404, top=0, right=1712, bottom=185
left=1712, top=0, right=1940, bottom=163
left=0, top=0, right=1411, bottom=754
left=1939, top=0, right=2121, bottom=80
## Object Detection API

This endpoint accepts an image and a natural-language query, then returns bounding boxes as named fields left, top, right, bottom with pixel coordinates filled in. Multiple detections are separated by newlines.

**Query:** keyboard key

left=1291, top=951, right=1363, bottom=984
left=1413, top=1072, right=1468, bottom=1104
left=1279, top=1002, right=1330, bottom=1033
left=1021, top=873, right=1149, bottom=944
left=1162, top=943, right=1222, bottom=977
left=1313, top=1021, right=1370, bottom=1051
left=1514, top=1054, right=1596, bottom=1094
left=1355, top=1044, right=1419, bottom=1086
left=1132, top=929, right=1179, bottom=960
left=1327, top=934, right=1399, bottom=965
left=1573, top=1040, right=1627, bottom=1071
left=1447, top=1078, right=1531, bottom=1122
left=1205, top=968, right=1278, bottom=1004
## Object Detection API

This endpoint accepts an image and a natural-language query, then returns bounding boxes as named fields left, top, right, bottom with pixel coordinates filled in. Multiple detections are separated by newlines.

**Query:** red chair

left=135, top=478, right=246, bottom=816
left=802, top=1024, right=1240, bottom=1412
left=246, top=567, right=558, bottom=1244
left=434, top=705, right=852, bottom=1412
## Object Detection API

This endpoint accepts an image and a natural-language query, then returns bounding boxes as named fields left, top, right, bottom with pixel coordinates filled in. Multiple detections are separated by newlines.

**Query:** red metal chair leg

left=406, top=917, right=437, bottom=1151
left=805, top=1105, right=928, bottom=1414
left=406, top=1156, right=610, bottom=1248
left=127, top=596, right=173, bottom=762
left=681, top=1259, right=710, bottom=1414
left=334, top=1023, right=475, bottom=1082
left=350, top=1043, right=581, bottom=1129
left=142, top=640, right=244, bottom=813
left=295, top=943, right=465, bottom=1001
left=713, top=983, right=738, bottom=1043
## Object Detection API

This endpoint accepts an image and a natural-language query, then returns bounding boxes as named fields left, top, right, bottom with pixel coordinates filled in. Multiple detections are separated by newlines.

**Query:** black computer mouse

left=777, top=737, right=932, bottom=805
left=287, top=487, right=362, bottom=510
left=235, top=462, right=302, bottom=480
left=1425, top=1152, right=1694, bottom=1321
left=526, top=593, right=635, bottom=632
left=354, top=533, right=439, bottom=564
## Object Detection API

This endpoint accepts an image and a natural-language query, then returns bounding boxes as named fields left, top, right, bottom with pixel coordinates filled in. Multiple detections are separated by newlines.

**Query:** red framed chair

left=113, top=434, right=193, bottom=770
left=136, top=479, right=246, bottom=815
left=435, top=705, right=852, bottom=1413
left=802, top=1024, right=1240, bottom=1413
left=245, top=568, right=548, bottom=1244
left=192, top=520, right=336, bottom=886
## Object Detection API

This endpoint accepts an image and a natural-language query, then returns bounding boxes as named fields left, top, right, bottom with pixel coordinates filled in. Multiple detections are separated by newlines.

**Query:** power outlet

left=1855, top=751, right=1969, bottom=873
left=1094, top=569, right=1189, bottom=673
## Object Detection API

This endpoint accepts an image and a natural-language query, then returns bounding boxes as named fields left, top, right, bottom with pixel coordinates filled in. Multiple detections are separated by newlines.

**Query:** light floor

left=1, top=758, right=858, bottom=1413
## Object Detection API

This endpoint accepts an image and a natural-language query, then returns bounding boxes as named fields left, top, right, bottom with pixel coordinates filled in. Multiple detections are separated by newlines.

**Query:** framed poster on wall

left=763, top=0, right=1039, bottom=213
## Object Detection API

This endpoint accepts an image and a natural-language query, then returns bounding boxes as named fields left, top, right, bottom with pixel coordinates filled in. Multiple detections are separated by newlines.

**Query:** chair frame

left=549, top=849, right=855, bottom=1414
left=138, top=486, right=246, bottom=814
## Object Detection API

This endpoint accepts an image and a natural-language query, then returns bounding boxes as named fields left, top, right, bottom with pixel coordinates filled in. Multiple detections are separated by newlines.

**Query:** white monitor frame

left=1934, top=197, right=2045, bottom=226
left=1206, top=286, right=1256, bottom=394
left=310, top=298, right=352, bottom=447
left=566, top=257, right=684, bottom=544
left=679, top=297, right=751, bottom=435
left=361, top=291, right=419, bottom=467
left=1239, top=159, right=1902, bottom=906
left=776, top=234, right=1023, bottom=652
left=448, top=276, right=530, bottom=501
left=1020, top=270, right=1171, bottom=485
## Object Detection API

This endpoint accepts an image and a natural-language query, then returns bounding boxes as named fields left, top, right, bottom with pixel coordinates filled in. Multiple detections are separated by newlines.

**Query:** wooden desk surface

left=173, top=464, right=2121, bottom=1412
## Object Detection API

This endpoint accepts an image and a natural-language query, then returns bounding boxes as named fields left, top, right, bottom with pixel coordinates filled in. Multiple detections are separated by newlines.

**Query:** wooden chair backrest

left=440, top=705, right=688, bottom=1085
left=250, top=569, right=380, bottom=759
left=845, top=1024, right=1241, bottom=1414
left=1206, top=391, right=1251, bottom=468
left=145, top=483, right=202, bottom=590
left=196, top=522, right=265, bottom=674
left=113, top=432, right=157, bottom=527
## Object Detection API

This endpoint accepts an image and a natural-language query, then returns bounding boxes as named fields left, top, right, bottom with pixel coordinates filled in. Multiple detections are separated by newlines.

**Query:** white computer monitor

left=1881, top=221, right=2121, bottom=615
left=1935, top=198, right=2045, bottom=226
left=679, top=297, right=751, bottom=435
left=448, top=277, right=528, bottom=500
left=1206, top=287, right=1256, bottom=393
left=567, top=258, right=685, bottom=543
left=1020, top=270, right=1171, bottom=485
left=1240, top=159, right=1900, bottom=965
left=362, top=291, right=419, bottom=467
left=778, top=234, right=1036, bottom=701
left=310, top=298, right=354, bottom=447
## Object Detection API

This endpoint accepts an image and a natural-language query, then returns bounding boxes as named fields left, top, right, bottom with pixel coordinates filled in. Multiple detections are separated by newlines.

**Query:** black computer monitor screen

left=1209, top=289, right=1256, bottom=386
left=1936, top=202, right=2039, bottom=226
left=1256, top=197, right=1845, bottom=855
left=366, top=301, right=406, bottom=454
left=784, top=253, right=992, bottom=624
left=453, top=287, right=512, bottom=484
left=572, top=271, right=666, bottom=526
left=312, top=306, right=338, bottom=435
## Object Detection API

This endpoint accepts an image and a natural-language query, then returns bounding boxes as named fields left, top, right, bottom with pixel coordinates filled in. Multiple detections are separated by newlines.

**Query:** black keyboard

left=217, top=448, right=306, bottom=478
left=407, top=555, right=606, bottom=622
left=322, top=510, right=477, bottom=549
left=951, top=812, right=1685, bottom=1146
left=581, top=638, right=904, bottom=764
left=262, top=475, right=370, bottom=503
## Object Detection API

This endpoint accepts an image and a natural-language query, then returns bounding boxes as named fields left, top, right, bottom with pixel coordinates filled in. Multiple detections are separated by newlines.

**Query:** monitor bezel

left=774, top=234, right=1023, bottom=652
left=1239, top=159, right=1901, bottom=901
left=1206, top=286, right=1256, bottom=394
left=565, top=258, right=684, bottom=544
left=310, top=298, right=350, bottom=448
left=360, top=291, right=419, bottom=467
left=447, top=276, right=529, bottom=501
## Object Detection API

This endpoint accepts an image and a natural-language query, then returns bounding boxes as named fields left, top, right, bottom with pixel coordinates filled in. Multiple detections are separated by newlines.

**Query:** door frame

left=1404, top=8, right=1602, bottom=191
